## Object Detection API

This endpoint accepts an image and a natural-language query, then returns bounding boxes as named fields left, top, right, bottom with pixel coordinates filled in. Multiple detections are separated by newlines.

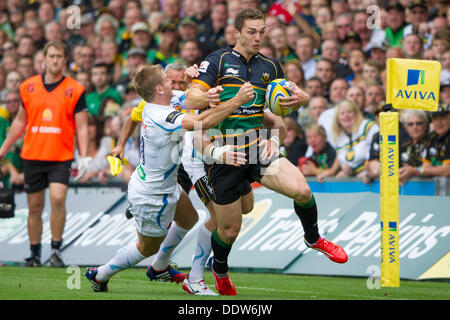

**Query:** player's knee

left=221, top=225, right=241, bottom=243
left=292, top=183, right=312, bottom=203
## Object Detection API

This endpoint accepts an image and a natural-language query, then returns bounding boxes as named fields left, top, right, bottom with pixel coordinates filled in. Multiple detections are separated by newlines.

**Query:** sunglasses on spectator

left=5, top=99, right=20, bottom=103
left=406, top=121, right=424, bottom=127
left=2, top=46, right=14, bottom=51
left=337, top=24, right=351, bottom=28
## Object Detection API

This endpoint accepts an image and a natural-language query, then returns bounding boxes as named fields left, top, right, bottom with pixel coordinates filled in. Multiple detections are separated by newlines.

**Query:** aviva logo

left=395, top=68, right=436, bottom=101
left=407, top=69, right=425, bottom=86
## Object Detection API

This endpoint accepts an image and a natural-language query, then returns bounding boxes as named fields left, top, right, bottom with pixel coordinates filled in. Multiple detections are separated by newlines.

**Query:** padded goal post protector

left=379, top=111, right=400, bottom=287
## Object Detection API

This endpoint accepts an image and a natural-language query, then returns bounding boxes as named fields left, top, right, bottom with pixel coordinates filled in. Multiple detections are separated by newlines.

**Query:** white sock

left=189, top=224, right=212, bottom=283
left=151, top=222, right=189, bottom=271
left=96, top=242, right=145, bottom=282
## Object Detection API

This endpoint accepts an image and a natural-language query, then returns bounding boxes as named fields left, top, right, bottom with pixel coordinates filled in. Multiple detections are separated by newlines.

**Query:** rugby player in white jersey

left=85, top=64, right=254, bottom=292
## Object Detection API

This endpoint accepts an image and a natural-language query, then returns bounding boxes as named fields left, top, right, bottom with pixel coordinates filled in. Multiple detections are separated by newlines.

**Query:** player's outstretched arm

left=182, top=82, right=254, bottom=131
left=111, top=116, right=138, bottom=159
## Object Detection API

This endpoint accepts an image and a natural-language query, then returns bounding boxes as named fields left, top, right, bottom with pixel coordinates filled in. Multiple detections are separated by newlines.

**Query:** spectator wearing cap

left=114, top=47, right=147, bottom=94
left=178, top=17, right=198, bottom=43
left=369, top=43, right=388, bottom=68
left=420, top=104, right=450, bottom=177
left=127, top=21, right=157, bottom=61
left=384, top=3, right=407, bottom=47
left=147, top=21, right=179, bottom=69
left=404, top=0, right=430, bottom=36
left=198, top=2, right=227, bottom=56
left=86, top=62, right=122, bottom=117
left=79, top=13, right=96, bottom=44
left=295, top=34, right=317, bottom=81
left=342, top=32, right=362, bottom=65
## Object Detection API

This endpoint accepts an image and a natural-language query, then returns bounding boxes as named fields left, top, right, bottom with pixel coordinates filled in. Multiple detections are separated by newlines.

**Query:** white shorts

left=127, top=184, right=182, bottom=237
left=182, top=162, right=206, bottom=185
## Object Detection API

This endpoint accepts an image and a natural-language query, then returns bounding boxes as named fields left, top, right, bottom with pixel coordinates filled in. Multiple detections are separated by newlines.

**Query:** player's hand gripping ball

left=265, top=79, right=294, bottom=116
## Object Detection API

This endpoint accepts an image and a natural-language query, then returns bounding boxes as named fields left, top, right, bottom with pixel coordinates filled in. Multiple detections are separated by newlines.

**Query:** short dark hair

left=234, top=8, right=265, bottom=32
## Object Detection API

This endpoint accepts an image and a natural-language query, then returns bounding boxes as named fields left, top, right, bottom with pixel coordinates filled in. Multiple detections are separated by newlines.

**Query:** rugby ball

left=265, top=78, right=294, bottom=116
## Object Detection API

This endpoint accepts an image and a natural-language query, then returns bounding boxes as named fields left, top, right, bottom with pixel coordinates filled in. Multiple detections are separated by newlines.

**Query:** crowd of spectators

left=0, top=0, right=448, bottom=188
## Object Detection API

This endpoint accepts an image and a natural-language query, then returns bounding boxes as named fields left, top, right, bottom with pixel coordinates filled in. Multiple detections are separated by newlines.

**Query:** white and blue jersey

left=128, top=101, right=185, bottom=199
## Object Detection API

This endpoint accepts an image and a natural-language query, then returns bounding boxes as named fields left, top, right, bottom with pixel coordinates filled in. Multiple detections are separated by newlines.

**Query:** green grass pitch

left=0, top=266, right=448, bottom=300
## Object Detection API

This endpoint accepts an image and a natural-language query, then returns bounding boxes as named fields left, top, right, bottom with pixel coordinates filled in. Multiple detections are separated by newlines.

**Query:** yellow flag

left=107, top=156, right=129, bottom=176
left=386, top=58, right=441, bottom=111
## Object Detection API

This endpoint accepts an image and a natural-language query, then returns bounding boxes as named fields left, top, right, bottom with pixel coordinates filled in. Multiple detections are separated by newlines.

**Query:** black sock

left=294, top=195, right=320, bottom=244
left=51, top=240, right=62, bottom=253
left=30, top=243, right=41, bottom=258
left=211, top=229, right=232, bottom=275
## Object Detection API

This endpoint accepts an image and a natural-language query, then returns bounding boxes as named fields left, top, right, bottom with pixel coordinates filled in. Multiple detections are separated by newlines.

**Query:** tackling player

left=85, top=64, right=254, bottom=292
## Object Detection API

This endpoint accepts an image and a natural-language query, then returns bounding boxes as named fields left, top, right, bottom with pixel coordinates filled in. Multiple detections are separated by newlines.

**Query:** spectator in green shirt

left=86, top=62, right=122, bottom=117
left=384, top=3, right=407, bottom=47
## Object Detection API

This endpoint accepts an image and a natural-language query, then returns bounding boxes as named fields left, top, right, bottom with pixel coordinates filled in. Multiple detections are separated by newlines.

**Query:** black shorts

left=177, top=163, right=193, bottom=194
left=205, top=137, right=282, bottom=205
left=194, top=175, right=214, bottom=206
left=22, top=159, right=72, bottom=193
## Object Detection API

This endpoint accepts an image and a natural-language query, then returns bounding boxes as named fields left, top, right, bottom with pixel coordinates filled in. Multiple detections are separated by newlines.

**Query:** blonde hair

left=306, top=123, right=327, bottom=140
left=331, top=99, right=363, bottom=141
left=133, top=64, right=164, bottom=102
